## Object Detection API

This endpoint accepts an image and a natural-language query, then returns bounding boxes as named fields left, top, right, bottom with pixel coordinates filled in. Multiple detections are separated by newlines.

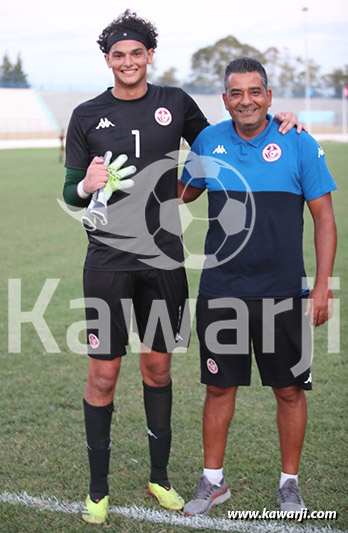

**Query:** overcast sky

left=1, top=0, right=347, bottom=91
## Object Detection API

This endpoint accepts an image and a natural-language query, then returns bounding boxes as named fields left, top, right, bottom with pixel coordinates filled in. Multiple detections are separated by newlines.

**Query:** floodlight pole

left=302, top=7, right=311, bottom=132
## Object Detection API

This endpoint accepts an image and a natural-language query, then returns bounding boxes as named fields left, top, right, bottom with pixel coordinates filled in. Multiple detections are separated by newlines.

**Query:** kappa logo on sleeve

left=318, top=146, right=325, bottom=158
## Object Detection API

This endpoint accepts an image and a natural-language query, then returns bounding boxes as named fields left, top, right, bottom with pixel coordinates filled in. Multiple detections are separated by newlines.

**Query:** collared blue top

left=181, top=115, right=337, bottom=299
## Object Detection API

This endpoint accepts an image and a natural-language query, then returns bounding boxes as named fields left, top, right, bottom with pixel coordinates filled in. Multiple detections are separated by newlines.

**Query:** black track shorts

left=197, top=296, right=312, bottom=390
left=83, top=268, right=189, bottom=359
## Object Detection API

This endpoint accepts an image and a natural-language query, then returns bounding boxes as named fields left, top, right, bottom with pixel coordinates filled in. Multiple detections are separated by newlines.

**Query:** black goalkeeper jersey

left=65, top=84, right=209, bottom=271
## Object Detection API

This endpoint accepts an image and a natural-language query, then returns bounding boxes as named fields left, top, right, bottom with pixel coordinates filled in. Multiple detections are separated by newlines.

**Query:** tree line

left=0, top=54, right=29, bottom=88
left=154, top=35, right=348, bottom=98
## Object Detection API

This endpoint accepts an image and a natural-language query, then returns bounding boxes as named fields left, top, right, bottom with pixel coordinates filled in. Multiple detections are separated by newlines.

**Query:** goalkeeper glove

left=104, top=154, right=136, bottom=202
left=82, top=152, right=137, bottom=231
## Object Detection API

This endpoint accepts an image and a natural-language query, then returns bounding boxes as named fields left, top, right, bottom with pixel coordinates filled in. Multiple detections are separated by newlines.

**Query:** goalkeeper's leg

left=82, top=357, right=121, bottom=523
left=140, top=351, right=185, bottom=510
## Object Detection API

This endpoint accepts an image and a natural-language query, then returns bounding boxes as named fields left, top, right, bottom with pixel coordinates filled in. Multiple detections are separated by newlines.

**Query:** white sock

left=203, top=467, right=223, bottom=485
left=280, top=472, right=298, bottom=488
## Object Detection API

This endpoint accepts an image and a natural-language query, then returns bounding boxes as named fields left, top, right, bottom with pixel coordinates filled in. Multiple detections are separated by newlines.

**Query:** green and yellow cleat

left=148, top=482, right=185, bottom=511
left=81, top=494, right=109, bottom=525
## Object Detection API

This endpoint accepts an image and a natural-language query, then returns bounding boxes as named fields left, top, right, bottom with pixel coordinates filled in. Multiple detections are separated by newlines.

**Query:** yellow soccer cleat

left=148, top=482, right=185, bottom=511
left=81, top=494, right=109, bottom=525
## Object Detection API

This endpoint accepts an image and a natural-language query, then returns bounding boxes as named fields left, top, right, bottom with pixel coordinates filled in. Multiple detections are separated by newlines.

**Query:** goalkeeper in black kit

left=63, top=9, right=301, bottom=525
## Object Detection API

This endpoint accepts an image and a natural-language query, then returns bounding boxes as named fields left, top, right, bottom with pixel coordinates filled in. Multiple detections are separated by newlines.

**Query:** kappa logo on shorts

left=88, top=333, right=100, bottom=349
left=154, top=107, right=172, bottom=126
left=207, top=357, right=219, bottom=374
left=262, top=143, right=282, bottom=162
left=304, top=372, right=312, bottom=384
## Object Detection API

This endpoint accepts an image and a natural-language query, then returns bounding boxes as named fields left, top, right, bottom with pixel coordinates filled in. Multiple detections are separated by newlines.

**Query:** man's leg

left=273, top=385, right=307, bottom=474
left=183, top=385, right=235, bottom=515
left=85, top=357, right=121, bottom=405
left=82, top=357, right=121, bottom=524
left=273, top=384, right=307, bottom=511
left=133, top=267, right=189, bottom=509
left=140, top=346, right=171, bottom=483
left=253, top=295, right=310, bottom=511
left=203, top=385, right=237, bottom=469
left=139, top=347, right=184, bottom=510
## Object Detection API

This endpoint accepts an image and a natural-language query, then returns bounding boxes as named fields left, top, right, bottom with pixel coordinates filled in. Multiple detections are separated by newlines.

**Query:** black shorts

left=197, top=296, right=312, bottom=390
left=83, top=268, right=189, bottom=359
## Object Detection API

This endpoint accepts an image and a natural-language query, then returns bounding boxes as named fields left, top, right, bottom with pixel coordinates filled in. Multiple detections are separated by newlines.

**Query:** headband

left=106, top=29, right=151, bottom=53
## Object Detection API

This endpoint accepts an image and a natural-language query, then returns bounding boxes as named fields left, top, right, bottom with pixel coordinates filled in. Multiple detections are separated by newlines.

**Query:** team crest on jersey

left=88, top=333, right=100, bottom=349
left=262, top=143, right=282, bottom=162
left=207, top=358, right=219, bottom=374
left=154, top=107, right=172, bottom=126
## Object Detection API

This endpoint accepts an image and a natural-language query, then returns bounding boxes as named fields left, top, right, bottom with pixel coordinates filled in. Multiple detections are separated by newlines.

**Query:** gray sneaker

left=277, top=479, right=307, bottom=512
left=183, top=475, right=231, bottom=516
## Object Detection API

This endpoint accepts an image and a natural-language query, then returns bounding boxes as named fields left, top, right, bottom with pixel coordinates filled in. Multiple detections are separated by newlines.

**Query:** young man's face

left=223, top=71, right=272, bottom=139
left=105, top=40, right=154, bottom=89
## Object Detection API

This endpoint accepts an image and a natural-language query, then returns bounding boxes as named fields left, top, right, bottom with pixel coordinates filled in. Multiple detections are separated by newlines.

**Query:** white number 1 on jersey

left=131, top=129, right=140, bottom=158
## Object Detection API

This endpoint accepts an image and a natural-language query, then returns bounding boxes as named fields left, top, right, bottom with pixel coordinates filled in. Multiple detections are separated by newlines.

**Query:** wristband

left=77, top=180, right=90, bottom=199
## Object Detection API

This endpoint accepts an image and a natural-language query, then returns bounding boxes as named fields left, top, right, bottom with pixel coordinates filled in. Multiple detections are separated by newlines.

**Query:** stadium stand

left=0, top=88, right=60, bottom=139
left=0, top=89, right=346, bottom=146
left=38, top=92, right=347, bottom=133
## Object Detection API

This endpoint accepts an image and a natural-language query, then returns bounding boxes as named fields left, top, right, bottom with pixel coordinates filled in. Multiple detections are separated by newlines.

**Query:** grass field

left=0, top=144, right=347, bottom=532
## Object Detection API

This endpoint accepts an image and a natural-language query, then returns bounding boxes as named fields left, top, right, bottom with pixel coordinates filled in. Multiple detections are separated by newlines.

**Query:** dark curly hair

left=97, top=9, right=158, bottom=53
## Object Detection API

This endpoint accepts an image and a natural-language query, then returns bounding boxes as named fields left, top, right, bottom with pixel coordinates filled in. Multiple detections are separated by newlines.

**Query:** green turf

left=0, top=144, right=347, bottom=532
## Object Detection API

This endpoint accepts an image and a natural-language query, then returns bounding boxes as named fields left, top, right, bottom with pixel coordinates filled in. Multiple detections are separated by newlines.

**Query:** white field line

left=0, top=491, right=343, bottom=533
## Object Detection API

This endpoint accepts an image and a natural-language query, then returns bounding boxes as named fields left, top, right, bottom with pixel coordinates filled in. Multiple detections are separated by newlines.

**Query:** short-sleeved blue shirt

left=180, top=115, right=337, bottom=299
